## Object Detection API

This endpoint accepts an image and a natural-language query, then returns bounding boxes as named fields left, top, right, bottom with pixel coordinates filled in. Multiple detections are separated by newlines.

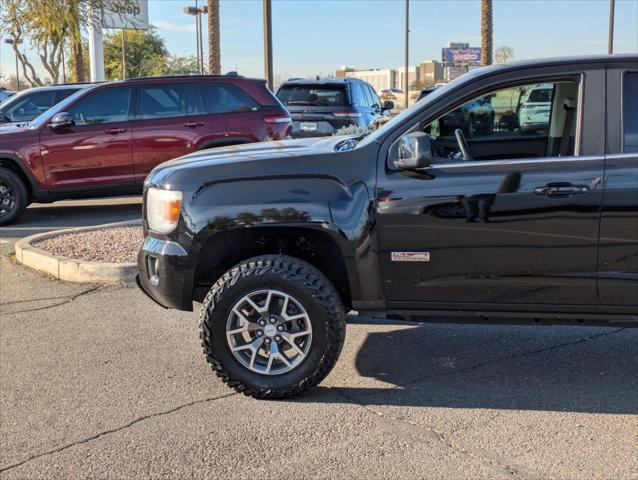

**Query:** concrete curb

left=14, top=219, right=142, bottom=284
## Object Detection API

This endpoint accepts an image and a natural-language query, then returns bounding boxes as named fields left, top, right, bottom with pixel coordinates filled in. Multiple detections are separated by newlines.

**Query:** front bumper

left=136, top=236, right=195, bottom=311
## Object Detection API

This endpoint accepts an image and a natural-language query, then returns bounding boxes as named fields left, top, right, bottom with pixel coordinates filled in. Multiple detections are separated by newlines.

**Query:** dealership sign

left=102, top=0, right=149, bottom=29
left=443, top=47, right=481, bottom=64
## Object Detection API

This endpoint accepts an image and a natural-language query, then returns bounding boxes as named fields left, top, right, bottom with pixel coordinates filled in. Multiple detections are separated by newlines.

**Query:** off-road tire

left=200, top=254, right=346, bottom=399
left=0, top=167, right=28, bottom=226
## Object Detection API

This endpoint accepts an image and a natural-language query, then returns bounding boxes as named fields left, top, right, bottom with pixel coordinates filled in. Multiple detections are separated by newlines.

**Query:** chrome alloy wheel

left=226, top=289, right=313, bottom=375
left=0, top=180, right=16, bottom=217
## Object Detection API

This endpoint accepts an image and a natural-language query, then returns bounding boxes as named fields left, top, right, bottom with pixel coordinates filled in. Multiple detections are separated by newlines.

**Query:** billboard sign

left=443, top=47, right=481, bottom=64
left=102, top=0, right=149, bottom=30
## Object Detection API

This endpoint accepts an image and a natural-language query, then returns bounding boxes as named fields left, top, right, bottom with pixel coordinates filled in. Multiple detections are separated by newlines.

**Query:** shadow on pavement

left=0, top=198, right=142, bottom=239
left=312, top=322, right=638, bottom=414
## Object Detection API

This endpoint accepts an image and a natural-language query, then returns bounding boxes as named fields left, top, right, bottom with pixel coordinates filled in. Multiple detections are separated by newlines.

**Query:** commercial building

left=345, top=69, right=396, bottom=93
left=419, top=60, right=443, bottom=83
left=396, top=66, right=419, bottom=90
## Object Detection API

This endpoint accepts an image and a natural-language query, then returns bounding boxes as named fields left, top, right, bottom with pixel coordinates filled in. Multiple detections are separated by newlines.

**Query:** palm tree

left=481, top=0, right=493, bottom=66
left=207, top=0, right=221, bottom=74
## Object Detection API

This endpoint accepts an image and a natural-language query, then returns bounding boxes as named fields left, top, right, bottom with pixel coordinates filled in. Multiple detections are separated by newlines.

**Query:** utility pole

left=608, top=0, right=615, bottom=54
left=61, top=41, right=67, bottom=83
left=404, top=0, right=409, bottom=109
left=121, top=29, right=126, bottom=79
left=263, top=0, right=273, bottom=90
left=198, top=6, right=205, bottom=73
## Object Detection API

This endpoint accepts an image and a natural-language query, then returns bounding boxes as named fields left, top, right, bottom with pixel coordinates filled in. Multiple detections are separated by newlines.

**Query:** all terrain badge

left=391, top=252, right=431, bottom=262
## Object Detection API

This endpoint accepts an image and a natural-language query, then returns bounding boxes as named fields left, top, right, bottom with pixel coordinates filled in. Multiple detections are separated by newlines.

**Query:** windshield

left=277, top=85, right=348, bottom=107
left=28, top=87, right=88, bottom=128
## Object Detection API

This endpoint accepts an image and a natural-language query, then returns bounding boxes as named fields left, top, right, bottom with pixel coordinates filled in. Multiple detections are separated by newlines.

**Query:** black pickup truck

left=137, top=55, right=638, bottom=398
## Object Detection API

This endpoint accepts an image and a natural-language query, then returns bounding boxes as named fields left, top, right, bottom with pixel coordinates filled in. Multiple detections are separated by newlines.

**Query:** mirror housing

left=48, top=112, right=74, bottom=129
left=382, top=100, right=394, bottom=111
left=395, top=132, right=434, bottom=170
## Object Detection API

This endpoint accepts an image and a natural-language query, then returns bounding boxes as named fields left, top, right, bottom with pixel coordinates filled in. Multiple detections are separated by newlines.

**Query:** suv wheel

left=0, top=167, right=28, bottom=226
left=200, top=255, right=346, bottom=399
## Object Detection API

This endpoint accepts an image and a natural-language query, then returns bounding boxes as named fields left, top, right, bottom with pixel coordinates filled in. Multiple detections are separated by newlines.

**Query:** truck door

left=375, top=68, right=606, bottom=307
left=598, top=66, right=638, bottom=306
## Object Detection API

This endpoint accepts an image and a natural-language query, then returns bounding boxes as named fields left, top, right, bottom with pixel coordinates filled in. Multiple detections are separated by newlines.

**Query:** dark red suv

left=0, top=74, right=291, bottom=225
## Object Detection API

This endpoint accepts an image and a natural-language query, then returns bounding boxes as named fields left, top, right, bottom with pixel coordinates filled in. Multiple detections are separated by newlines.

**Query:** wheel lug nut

left=270, top=317, right=276, bottom=324
left=259, top=320, right=266, bottom=326
left=257, top=330, right=263, bottom=337
left=264, top=338, right=271, bottom=344
left=277, top=325, right=284, bottom=331
left=275, top=335, right=281, bottom=342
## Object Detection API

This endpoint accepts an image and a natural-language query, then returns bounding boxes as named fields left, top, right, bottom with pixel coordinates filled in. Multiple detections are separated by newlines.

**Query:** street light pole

left=198, top=6, right=205, bottom=73
left=3, top=37, right=21, bottom=91
left=184, top=4, right=208, bottom=74
left=608, top=0, right=615, bottom=54
left=404, top=0, right=409, bottom=109
left=195, top=0, right=201, bottom=73
left=263, top=0, right=273, bottom=91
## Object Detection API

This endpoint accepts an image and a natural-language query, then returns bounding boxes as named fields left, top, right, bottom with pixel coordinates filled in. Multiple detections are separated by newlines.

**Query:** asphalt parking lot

left=1, top=199, right=637, bottom=479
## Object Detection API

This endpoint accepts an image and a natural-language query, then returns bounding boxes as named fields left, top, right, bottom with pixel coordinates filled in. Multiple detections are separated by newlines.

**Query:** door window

left=140, top=84, right=203, bottom=119
left=68, top=88, right=132, bottom=125
left=426, top=80, right=579, bottom=160
left=200, top=83, right=259, bottom=113
left=623, top=72, right=638, bottom=153
left=367, top=85, right=381, bottom=109
left=350, top=84, right=367, bottom=107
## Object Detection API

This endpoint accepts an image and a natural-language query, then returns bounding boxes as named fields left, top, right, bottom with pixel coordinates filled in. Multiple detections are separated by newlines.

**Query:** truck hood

left=147, top=135, right=361, bottom=190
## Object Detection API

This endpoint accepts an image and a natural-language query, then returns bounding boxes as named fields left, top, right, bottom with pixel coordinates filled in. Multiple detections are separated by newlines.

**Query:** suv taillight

left=264, top=115, right=292, bottom=124
left=333, top=112, right=362, bottom=118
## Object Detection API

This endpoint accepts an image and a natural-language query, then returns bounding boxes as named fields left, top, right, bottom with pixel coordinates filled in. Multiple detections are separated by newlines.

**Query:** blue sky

left=1, top=0, right=637, bottom=82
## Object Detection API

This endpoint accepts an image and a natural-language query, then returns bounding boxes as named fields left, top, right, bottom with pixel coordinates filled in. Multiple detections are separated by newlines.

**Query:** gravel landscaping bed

left=34, top=226, right=144, bottom=264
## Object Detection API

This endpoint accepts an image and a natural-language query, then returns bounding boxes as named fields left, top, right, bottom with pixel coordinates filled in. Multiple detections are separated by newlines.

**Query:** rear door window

left=68, top=87, right=132, bottom=125
left=140, top=84, right=203, bottom=119
left=54, top=88, right=80, bottom=104
left=277, top=85, right=348, bottom=107
left=200, top=83, right=259, bottom=114
left=623, top=72, right=638, bottom=153
left=350, top=84, right=366, bottom=107
left=367, top=85, right=381, bottom=109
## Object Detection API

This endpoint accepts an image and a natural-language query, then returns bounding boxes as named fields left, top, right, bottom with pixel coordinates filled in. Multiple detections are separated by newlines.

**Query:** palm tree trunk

left=69, top=0, right=85, bottom=82
left=208, top=0, right=221, bottom=74
left=481, top=0, right=493, bottom=66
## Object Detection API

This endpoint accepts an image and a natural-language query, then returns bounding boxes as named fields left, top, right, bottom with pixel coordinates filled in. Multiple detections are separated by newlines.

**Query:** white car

left=519, top=83, right=553, bottom=132
left=380, top=88, right=404, bottom=98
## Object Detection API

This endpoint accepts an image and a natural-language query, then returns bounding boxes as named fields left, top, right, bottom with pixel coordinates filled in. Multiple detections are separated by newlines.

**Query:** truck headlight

left=146, top=188, right=183, bottom=233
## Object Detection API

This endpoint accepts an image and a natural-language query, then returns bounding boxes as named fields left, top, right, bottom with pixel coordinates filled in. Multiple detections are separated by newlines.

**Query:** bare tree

left=494, top=46, right=514, bottom=64
left=207, top=0, right=221, bottom=74
left=481, top=0, right=493, bottom=66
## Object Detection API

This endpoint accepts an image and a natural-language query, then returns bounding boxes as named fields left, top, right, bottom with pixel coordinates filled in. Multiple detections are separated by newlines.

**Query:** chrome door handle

left=105, top=127, right=127, bottom=134
left=183, top=121, right=204, bottom=128
left=534, top=183, right=590, bottom=197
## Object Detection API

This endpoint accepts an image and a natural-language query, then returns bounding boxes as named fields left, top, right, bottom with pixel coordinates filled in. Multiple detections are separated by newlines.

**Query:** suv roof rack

left=118, top=73, right=249, bottom=82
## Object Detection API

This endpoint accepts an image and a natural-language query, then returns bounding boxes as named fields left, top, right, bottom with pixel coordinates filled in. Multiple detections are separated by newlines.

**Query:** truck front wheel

left=200, top=255, right=346, bottom=399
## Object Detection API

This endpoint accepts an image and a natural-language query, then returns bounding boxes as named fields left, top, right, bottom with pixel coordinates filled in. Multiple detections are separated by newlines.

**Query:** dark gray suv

left=276, top=78, right=393, bottom=138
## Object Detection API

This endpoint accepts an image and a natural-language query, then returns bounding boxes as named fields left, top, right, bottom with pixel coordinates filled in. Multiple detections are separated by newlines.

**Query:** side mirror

left=48, top=112, right=74, bottom=129
left=382, top=100, right=394, bottom=111
left=395, top=132, right=434, bottom=170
